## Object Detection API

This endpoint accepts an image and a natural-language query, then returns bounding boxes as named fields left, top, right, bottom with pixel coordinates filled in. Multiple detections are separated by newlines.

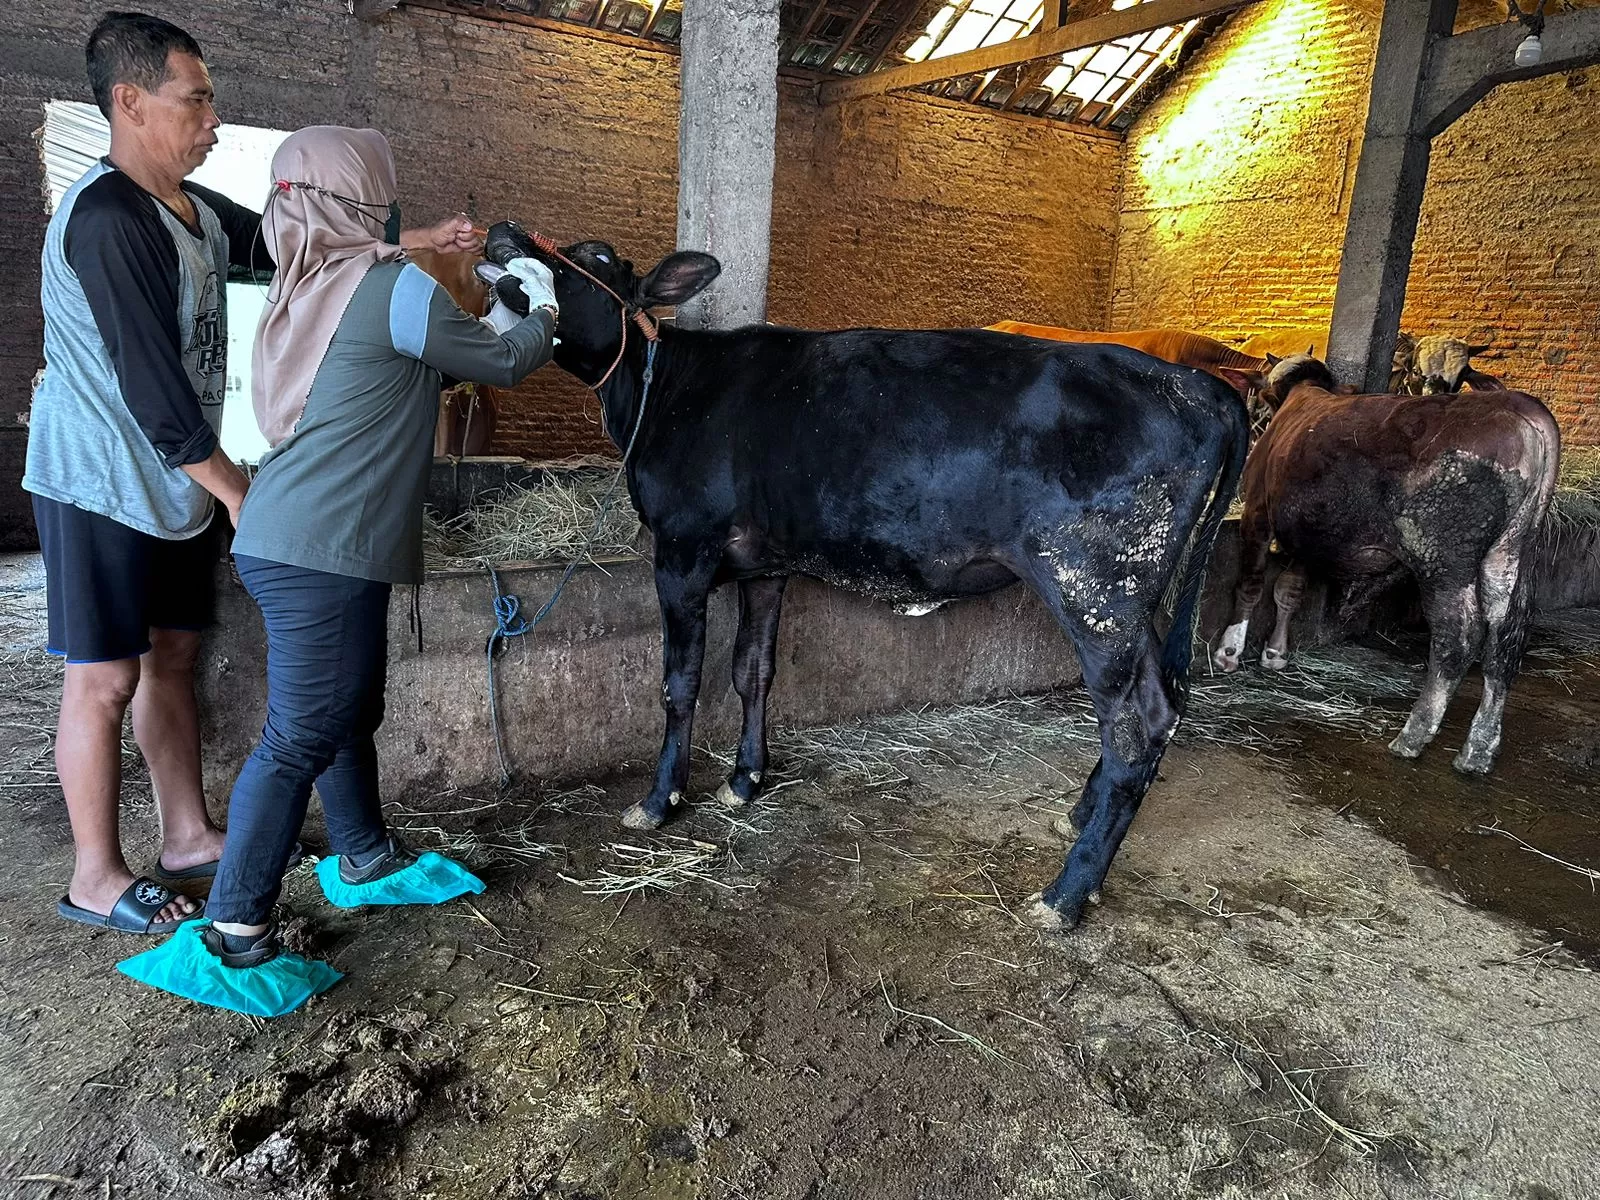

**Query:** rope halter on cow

left=517, top=226, right=660, bottom=398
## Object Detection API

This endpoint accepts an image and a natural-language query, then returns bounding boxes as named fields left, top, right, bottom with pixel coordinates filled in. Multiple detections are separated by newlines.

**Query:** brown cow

left=986, top=321, right=1266, bottom=384
left=407, top=247, right=501, bottom=456
left=1214, top=354, right=1559, bottom=776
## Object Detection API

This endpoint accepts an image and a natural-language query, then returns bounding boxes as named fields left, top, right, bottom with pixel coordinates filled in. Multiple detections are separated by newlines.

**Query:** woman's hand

left=401, top=214, right=485, bottom=255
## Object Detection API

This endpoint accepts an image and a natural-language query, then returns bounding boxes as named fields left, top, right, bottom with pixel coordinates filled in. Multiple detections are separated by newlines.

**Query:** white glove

left=504, top=256, right=557, bottom=316
left=483, top=299, right=522, bottom=335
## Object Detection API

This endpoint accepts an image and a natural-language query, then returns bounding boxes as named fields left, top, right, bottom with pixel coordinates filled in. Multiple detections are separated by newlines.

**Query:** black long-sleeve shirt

left=24, top=159, right=271, bottom=538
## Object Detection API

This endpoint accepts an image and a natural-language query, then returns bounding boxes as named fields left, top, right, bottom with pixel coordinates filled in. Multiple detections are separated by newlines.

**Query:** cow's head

left=483, top=221, right=720, bottom=382
left=1411, top=335, right=1490, bottom=394
left=1256, top=352, right=1336, bottom=411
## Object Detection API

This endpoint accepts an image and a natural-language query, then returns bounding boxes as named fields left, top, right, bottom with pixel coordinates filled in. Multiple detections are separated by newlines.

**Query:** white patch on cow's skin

left=895, top=600, right=949, bottom=617
left=1260, top=646, right=1289, bottom=671
left=1214, top=619, right=1249, bottom=671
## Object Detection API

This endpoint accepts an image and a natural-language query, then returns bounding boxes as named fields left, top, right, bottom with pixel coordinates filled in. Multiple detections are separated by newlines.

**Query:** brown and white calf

left=1213, top=355, right=1559, bottom=775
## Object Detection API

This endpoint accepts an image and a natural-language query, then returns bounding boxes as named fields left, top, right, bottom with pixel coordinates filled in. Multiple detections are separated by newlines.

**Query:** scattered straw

left=878, top=972, right=1015, bottom=1065
left=559, top=836, right=755, bottom=898
left=1474, top=819, right=1600, bottom=892
left=1185, top=646, right=1416, bottom=749
left=423, top=467, right=642, bottom=570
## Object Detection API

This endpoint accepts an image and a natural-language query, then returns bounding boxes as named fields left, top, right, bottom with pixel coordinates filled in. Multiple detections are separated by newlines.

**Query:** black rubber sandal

left=151, top=841, right=306, bottom=886
left=56, top=878, right=203, bottom=935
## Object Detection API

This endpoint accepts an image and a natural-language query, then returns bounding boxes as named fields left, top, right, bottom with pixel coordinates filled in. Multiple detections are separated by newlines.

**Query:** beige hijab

left=253, top=126, right=406, bottom=446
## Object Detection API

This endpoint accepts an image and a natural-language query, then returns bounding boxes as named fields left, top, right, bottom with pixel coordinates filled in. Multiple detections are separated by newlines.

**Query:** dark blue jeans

left=207, top=556, right=393, bottom=925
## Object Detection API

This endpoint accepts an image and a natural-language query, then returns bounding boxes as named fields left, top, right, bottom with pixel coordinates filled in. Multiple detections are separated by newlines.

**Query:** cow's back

left=642, top=326, right=1240, bottom=574
left=987, top=322, right=1263, bottom=378
left=1247, top=386, right=1558, bottom=571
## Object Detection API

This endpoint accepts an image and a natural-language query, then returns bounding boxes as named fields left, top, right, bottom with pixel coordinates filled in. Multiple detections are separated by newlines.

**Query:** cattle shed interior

left=2, top=0, right=1599, bottom=504
left=3, top=2, right=1600, bottom=1198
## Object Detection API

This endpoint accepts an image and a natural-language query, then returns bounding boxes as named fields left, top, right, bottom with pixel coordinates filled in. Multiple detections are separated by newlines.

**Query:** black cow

left=485, top=222, right=1249, bottom=929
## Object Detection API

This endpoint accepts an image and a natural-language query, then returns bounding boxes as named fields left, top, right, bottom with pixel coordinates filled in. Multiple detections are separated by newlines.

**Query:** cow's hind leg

left=624, top=546, right=718, bottom=830
left=1455, top=541, right=1532, bottom=775
left=717, top=576, right=788, bottom=808
left=1260, top=562, right=1307, bottom=671
left=1214, top=511, right=1270, bottom=673
left=1389, top=577, right=1482, bottom=760
left=1035, top=633, right=1179, bottom=929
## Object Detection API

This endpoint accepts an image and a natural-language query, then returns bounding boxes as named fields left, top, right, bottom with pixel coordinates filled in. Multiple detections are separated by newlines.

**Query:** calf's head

left=484, top=221, right=720, bottom=382
left=1256, top=352, right=1337, bottom=411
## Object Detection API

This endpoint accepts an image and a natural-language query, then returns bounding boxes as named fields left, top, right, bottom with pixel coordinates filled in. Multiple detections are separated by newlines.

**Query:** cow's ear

left=1264, top=352, right=1282, bottom=369
left=1217, top=367, right=1261, bottom=399
left=1305, top=344, right=1315, bottom=356
left=637, top=251, right=722, bottom=308
left=1466, top=343, right=1490, bottom=356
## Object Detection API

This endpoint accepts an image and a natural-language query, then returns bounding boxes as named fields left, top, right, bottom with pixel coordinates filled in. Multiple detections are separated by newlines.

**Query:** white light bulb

left=1515, top=33, right=1542, bottom=68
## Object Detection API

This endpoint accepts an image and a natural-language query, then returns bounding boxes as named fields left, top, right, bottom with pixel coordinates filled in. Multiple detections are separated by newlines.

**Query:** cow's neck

left=593, top=331, right=667, bottom=460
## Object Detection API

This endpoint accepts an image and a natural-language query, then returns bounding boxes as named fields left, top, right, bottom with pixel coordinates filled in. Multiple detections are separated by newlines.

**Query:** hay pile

left=1549, top=444, right=1600, bottom=536
left=424, top=463, right=642, bottom=570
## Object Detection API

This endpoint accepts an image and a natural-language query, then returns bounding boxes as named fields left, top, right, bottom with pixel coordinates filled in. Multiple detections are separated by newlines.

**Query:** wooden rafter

left=819, top=0, right=1254, bottom=104
left=819, top=0, right=885, bottom=72
left=860, top=0, right=929, bottom=73
left=784, top=0, right=834, bottom=61
left=1001, top=58, right=1058, bottom=111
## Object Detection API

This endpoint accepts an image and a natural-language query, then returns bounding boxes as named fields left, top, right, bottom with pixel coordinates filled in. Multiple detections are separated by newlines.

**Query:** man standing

left=25, top=11, right=483, bottom=934
left=25, top=12, right=266, bottom=933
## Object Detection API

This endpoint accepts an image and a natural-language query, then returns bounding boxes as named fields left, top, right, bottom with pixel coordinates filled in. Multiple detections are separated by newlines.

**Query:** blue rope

left=483, top=339, right=658, bottom=789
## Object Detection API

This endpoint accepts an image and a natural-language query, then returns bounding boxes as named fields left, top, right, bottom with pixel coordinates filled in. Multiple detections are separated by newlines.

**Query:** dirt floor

left=1, top=551, right=1597, bottom=1200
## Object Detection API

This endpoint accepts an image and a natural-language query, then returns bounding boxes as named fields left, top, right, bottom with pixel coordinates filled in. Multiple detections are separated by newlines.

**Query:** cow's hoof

left=1387, top=733, right=1426, bottom=760
left=1212, top=649, right=1241, bottom=674
left=621, top=802, right=663, bottom=830
left=1026, top=892, right=1085, bottom=932
left=1260, top=647, right=1289, bottom=671
left=714, top=781, right=747, bottom=809
left=1451, top=747, right=1495, bottom=777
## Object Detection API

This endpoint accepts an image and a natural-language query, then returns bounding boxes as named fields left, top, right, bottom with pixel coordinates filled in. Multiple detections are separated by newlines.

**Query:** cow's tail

left=1159, top=388, right=1250, bottom=707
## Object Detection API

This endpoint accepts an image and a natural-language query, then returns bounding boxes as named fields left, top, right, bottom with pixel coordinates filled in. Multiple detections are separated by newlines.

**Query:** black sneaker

left=337, top=836, right=417, bottom=887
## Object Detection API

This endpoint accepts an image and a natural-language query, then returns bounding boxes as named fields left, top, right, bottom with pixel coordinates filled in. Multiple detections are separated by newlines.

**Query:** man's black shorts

left=33, top=494, right=218, bottom=664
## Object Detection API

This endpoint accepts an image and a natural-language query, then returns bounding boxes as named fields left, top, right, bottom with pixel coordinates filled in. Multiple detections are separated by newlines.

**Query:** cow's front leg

left=1213, top=514, right=1270, bottom=673
left=1260, top=562, right=1307, bottom=670
left=717, top=576, right=788, bottom=809
left=623, top=551, right=717, bottom=831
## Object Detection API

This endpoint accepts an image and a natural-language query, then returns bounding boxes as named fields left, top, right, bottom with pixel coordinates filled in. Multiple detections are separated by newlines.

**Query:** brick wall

left=0, top=0, right=1122, bottom=483
left=1112, top=0, right=1600, bottom=442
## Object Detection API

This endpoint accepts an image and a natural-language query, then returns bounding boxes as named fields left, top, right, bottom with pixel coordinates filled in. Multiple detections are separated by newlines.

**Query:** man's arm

left=67, top=177, right=221, bottom=470
left=186, top=181, right=274, bottom=274
left=181, top=448, right=249, bottom=529
left=400, top=214, right=485, bottom=257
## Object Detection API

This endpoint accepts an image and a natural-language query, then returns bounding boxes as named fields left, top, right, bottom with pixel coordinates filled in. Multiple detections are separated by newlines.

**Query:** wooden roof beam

left=819, top=0, right=1254, bottom=104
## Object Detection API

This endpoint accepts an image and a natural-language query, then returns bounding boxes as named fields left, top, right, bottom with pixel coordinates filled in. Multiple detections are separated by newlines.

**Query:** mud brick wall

left=0, top=0, right=1121, bottom=480
left=1111, top=0, right=1600, bottom=443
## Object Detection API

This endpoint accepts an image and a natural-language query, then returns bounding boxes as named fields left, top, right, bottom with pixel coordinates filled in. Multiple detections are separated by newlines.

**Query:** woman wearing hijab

left=119, top=126, right=558, bottom=1013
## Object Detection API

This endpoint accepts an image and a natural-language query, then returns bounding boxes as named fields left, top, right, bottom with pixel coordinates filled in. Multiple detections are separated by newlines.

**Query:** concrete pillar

left=675, top=0, right=780, bottom=331
left=1325, top=0, right=1458, bottom=392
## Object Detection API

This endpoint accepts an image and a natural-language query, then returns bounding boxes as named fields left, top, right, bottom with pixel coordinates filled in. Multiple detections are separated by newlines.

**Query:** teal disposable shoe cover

left=117, top=921, right=340, bottom=1017
left=315, top=851, right=485, bottom=909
